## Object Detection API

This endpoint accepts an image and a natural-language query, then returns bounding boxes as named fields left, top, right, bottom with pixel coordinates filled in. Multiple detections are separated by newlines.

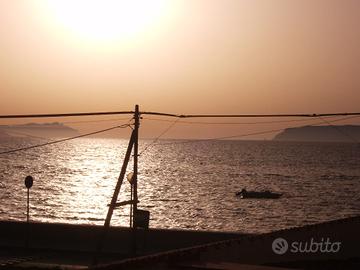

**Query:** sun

left=45, top=0, right=172, bottom=42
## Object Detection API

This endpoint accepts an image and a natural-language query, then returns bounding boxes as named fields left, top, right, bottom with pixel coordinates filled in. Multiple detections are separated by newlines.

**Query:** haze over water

left=1, top=137, right=359, bottom=233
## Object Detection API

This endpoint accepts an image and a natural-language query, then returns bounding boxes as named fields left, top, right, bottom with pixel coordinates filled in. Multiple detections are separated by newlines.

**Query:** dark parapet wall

left=273, top=125, right=360, bottom=142
left=0, top=217, right=359, bottom=269
left=0, top=221, right=243, bottom=255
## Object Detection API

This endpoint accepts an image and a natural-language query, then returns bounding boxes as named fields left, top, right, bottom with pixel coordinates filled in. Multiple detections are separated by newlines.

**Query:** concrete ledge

left=0, top=220, right=243, bottom=255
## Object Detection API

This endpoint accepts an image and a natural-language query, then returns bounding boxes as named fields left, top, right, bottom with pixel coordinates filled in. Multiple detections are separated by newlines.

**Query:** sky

left=0, top=0, right=359, bottom=139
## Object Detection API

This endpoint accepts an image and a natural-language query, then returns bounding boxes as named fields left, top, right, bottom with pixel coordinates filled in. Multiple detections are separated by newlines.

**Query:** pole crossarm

left=108, top=200, right=139, bottom=208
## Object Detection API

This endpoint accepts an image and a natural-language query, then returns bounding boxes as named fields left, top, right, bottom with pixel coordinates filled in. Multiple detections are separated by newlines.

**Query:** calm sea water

left=0, top=137, right=359, bottom=233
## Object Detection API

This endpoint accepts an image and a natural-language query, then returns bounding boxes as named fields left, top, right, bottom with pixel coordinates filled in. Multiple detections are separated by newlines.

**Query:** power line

left=0, top=124, right=131, bottom=155
left=61, top=117, right=132, bottom=125
left=316, top=116, right=359, bottom=143
left=141, top=111, right=360, bottom=118
left=0, top=111, right=134, bottom=119
left=156, top=129, right=283, bottom=146
left=317, top=115, right=360, bottom=124
left=2, top=114, right=356, bottom=154
left=153, top=115, right=360, bottom=146
left=0, top=110, right=358, bottom=153
left=2, top=130, right=48, bottom=140
left=1, top=111, right=360, bottom=119
left=139, top=118, right=180, bottom=155
left=142, top=116, right=340, bottom=125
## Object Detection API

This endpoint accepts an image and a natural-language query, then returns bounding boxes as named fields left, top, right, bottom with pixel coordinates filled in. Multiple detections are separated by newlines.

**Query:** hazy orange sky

left=1, top=0, right=359, bottom=139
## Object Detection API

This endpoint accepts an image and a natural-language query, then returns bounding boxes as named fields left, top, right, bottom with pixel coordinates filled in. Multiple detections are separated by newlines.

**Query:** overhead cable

left=139, top=118, right=180, bottom=155
left=2, top=130, right=48, bottom=140
left=141, top=111, right=360, bottom=118
left=317, top=116, right=359, bottom=143
left=0, top=124, right=130, bottom=155
left=154, top=115, right=360, bottom=146
left=61, top=117, right=132, bottom=125
left=1, top=111, right=360, bottom=119
left=0, top=111, right=134, bottom=119
left=157, top=128, right=284, bottom=146
left=142, top=116, right=340, bottom=125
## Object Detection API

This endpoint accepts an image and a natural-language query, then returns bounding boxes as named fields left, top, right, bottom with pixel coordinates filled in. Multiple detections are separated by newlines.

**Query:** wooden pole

left=93, top=130, right=135, bottom=264
left=132, top=104, right=140, bottom=255
left=104, top=130, right=135, bottom=228
left=133, top=105, right=139, bottom=218
left=130, top=184, right=133, bottom=228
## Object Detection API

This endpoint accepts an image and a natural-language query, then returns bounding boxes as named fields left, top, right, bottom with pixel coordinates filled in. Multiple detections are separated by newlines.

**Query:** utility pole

left=93, top=105, right=141, bottom=263
left=132, top=104, right=139, bottom=255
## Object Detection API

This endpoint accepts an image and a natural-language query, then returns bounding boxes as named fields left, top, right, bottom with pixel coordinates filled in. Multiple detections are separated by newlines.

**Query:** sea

left=0, top=137, right=359, bottom=234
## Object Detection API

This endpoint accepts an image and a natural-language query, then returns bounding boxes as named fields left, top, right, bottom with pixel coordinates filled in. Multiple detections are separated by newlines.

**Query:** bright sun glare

left=46, top=0, right=171, bottom=42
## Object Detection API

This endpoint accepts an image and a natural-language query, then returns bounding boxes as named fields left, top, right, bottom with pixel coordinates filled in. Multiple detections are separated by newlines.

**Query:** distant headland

left=0, top=122, right=78, bottom=138
left=273, top=125, right=360, bottom=142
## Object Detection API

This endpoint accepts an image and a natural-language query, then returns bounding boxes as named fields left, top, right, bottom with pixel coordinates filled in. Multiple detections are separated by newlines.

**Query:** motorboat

left=236, top=189, right=282, bottom=199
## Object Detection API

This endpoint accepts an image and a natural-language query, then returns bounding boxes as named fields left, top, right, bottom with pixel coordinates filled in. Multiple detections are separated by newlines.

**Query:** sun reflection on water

left=1, top=138, right=359, bottom=233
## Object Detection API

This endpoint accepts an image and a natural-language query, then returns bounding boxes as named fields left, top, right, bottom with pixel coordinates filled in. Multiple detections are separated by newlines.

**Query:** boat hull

left=236, top=191, right=282, bottom=199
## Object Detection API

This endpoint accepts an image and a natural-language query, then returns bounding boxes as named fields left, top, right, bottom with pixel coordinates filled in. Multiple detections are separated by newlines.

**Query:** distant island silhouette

left=273, top=125, right=360, bottom=142
left=0, top=122, right=78, bottom=138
